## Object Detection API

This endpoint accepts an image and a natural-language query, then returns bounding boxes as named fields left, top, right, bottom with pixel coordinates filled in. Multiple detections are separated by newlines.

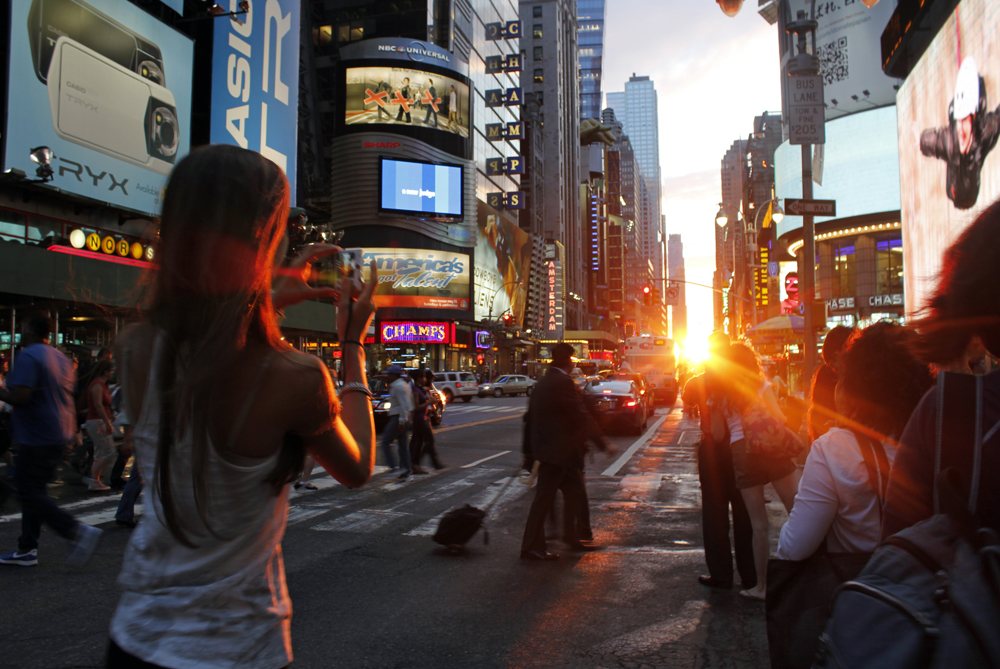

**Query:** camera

left=28, top=0, right=166, bottom=85
left=47, top=37, right=179, bottom=175
left=313, top=248, right=364, bottom=293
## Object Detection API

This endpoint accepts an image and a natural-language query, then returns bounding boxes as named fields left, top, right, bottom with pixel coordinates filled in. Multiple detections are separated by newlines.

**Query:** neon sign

left=380, top=322, right=453, bottom=344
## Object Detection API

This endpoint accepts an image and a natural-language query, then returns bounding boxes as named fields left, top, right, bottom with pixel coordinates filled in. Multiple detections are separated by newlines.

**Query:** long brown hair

left=910, top=198, right=1000, bottom=365
left=147, top=145, right=295, bottom=547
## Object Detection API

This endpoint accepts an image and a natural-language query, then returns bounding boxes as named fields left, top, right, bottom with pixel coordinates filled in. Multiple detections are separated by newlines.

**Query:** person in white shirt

left=778, top=322, right=934, bottom=560
left=382, top=365, right=414, bottom=481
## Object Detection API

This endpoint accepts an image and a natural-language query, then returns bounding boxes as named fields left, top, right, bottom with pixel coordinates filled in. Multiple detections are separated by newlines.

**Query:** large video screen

left=896, top=0, right=1000, bottom=317
left=474, top=212, right=532, bottom=326
left=7, top=0, right=193, bottom=215
left=380, top=158, right=463, bottom=217
left=362, top=247, right=471, bottom=311
left=345, top=66, right=470, bottom=138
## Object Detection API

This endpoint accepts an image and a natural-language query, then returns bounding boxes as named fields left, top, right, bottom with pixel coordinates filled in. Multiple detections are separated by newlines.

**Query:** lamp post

left=486, top=280, right=523, bottom=380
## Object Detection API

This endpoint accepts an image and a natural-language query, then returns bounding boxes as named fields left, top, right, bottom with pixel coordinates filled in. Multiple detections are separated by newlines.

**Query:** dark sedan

left=584, top=379, right=649, bottom=435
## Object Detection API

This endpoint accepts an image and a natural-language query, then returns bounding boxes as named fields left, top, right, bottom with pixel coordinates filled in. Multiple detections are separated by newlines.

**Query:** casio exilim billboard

left=6, top=0, right=194, bottom=215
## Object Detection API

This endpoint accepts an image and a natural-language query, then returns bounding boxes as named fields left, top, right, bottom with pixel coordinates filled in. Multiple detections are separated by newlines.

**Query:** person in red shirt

left=83, top=360, right=115, bottom=491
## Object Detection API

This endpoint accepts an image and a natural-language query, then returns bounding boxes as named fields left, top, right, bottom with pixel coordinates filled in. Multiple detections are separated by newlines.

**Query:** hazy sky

left=604, top=1, right=782, bottom=344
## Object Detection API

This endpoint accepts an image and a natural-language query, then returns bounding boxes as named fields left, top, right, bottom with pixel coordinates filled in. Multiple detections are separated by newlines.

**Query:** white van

left=433, top=371, right=479, bottom=403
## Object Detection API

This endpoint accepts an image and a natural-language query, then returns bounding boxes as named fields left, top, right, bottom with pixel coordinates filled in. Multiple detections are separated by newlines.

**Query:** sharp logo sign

left=364, top=141, right=401, bottom=148
left=211, top=0, right=300, bottom=201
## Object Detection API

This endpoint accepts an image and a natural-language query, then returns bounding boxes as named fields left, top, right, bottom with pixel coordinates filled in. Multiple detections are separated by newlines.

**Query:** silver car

left=478, top=374, right=535, bottom=397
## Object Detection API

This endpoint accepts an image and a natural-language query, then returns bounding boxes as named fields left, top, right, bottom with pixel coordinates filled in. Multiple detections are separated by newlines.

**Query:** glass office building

left=577, top=0, right=606, bottom=121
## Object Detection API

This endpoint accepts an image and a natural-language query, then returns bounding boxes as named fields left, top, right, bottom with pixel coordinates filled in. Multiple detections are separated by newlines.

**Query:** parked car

left=570, top=367, right=588, bottom=391
left=584, top=379, right=649, bottom=435
left=478, top=374, right=535, bottom=397
left=434, top=371, right=479, bottom=403
left=603, top=371, right=651, bottom=399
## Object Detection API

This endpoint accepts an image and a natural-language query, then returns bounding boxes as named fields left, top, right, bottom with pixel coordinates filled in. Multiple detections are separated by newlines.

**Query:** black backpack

left=816, top=373, right=1000, bottom=668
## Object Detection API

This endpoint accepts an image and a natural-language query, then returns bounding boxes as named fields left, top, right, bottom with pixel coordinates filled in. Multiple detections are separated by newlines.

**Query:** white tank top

left=110, top=341, right=293, bottom=669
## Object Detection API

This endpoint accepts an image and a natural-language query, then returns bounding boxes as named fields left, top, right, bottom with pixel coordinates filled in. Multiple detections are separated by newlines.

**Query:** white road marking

left=601, top=415, right=668, bottom=476
left=404, top=476, right=529, bottom=537
left=615, top=473, right=663, bottom=501
left=75, top=503, right=146, bottom=527
left=460, top=451, right=511, bottom=468
left=678, top=430, right=702, bottom=446
left=311, top=509, right=409, bottom=533
left=286, top=507, right=329, bottom=527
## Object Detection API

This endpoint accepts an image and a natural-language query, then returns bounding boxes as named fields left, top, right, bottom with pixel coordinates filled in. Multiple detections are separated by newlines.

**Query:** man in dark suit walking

left=520, top=343, right=607, bottom=561
left=695, top=332, right=756, bottom=589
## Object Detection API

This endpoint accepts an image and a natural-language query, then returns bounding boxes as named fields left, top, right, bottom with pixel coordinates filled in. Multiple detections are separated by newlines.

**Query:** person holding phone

left=105, top=145, right=379, bottom=669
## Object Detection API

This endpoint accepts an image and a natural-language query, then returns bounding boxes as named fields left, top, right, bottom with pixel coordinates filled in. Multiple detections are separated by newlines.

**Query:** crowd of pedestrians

left=1, top=145, right=998, bottom=668
left=690, top=199, right=1000, bottom=667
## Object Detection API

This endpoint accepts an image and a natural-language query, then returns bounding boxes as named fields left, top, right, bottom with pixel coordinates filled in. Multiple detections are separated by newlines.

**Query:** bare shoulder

left=271, top=349, right=339, bottom=435
left=270, top=350, right=333, bottom=403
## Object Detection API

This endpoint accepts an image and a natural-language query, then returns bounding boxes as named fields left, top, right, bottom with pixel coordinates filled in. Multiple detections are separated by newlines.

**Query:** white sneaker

left=66, top=524, right=102, bottom=568
left=88, top=480, right=111, bottom=492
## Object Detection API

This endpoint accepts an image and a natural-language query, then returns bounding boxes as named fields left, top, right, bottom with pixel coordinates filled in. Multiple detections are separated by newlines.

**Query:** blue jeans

left=115, top=462, right=143, bottom=522
left=380, top=419, right=411, bottom=473
left=14, top=443, right=79, bottom=552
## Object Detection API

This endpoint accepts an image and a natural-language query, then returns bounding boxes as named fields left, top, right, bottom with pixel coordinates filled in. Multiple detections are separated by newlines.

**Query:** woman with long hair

left=882, top=199, right=1000, bottom=539
left=107, top=145, right=378, bottom=668
left=778, top=322, right=934, bottom=560
left=715, top=342, right=800, bottom=601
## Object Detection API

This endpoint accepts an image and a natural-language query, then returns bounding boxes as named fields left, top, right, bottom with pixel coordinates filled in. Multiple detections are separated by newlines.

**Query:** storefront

left=781, top=218, right=906, bottom=328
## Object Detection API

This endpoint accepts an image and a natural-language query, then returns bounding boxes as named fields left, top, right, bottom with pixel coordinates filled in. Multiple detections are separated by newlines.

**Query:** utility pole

left=786, top=8, right=822, bottom=386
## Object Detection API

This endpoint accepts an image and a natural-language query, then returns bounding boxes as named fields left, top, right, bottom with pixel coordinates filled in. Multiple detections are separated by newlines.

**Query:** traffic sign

left=785, top=198, right=836, bottom=216
left=664, top=283, right=680, bottom=306
left=788, top=74, right=825, bottom=145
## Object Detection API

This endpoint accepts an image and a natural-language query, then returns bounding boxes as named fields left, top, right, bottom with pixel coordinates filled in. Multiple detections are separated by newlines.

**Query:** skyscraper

left=667, top=234, right=687, bottom=342
left=717, top=139, right=746, bottom=330
left=605, top=76, right=664, bottom=294
left=520, top=0, right=583, bottom=328
left=577, top=0, right=606, bottom=121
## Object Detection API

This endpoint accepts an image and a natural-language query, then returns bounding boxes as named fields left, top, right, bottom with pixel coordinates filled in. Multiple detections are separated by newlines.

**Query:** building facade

left=577, top=0, right=606, bottom=122
left=520, top=0, right=583, bottom=329
left=667, top=234, right=687, bottom=343
left=606, top=76, right=664, bottom=297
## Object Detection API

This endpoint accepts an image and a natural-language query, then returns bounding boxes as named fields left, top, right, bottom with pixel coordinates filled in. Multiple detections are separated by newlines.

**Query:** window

left=533, top=46, right=543, bottom=60
left=875, top=234, right=903, bottom=295
left=313, top=25, right=333, bottom=45
left=537, top=91, right=544, bottom=105
left=533, top=24, right=542, bottom=38
left=533, top=68, right=543, bottom=84
left=831, top=241, right=856, bottom=299
left=533, top=6, right=542, bottom=17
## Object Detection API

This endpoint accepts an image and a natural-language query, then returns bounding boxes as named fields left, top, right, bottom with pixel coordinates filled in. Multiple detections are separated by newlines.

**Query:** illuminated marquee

left=380, top=322, right=454, bottom=344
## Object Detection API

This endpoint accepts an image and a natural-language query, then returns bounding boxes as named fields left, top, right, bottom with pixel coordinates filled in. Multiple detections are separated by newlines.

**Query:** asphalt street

left=0, top=396, right=784, bottom=669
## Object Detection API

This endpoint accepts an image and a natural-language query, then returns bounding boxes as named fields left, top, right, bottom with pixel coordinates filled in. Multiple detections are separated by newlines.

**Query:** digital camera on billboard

left=47, top=37, right=179, bottom=175
left=28, top=0, right=166, bottom=85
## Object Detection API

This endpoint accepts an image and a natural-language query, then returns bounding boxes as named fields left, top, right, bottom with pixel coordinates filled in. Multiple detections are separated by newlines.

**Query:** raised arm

left=776, top=442, right=838, bottom=560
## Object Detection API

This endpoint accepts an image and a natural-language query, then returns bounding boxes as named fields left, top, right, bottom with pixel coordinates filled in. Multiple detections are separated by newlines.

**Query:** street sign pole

left=786, top=9, right=822, bottom=387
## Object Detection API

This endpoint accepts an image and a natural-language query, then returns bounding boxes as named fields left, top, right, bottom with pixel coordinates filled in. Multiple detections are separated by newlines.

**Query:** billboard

left=210, top=0, right=300, bottom=202
left=362, top=248, right=471, bottom=311
left=474, top=213, right=531, bottom=325
left=345, top=66, right=470, bottom=139
left=896, top=0, right=1000, bottom=316
left=379, top=157, right=463, bottom=217
left=6, top=0, right=193, bottom=215
left=778, top=0, right=901, bottom=123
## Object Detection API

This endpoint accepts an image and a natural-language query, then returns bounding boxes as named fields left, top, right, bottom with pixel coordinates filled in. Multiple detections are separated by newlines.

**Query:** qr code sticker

left=818, top=36, right=848, bottom=85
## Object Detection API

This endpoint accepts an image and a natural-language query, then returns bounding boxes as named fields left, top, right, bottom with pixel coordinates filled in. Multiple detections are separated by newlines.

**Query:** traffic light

left=652, top=286, right=661, bottom=303
left=641, top=285, right=652, bottom=306
left=502, top=313, right=514, bottom=327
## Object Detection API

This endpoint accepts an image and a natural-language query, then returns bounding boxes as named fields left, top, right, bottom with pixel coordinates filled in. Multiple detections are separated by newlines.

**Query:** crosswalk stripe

left=404, top=476, right=530, bottom=537
left=311, top=509, right=410, bottom=533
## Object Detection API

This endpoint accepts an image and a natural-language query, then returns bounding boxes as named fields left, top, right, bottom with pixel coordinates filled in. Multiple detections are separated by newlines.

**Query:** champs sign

left=380, top=322, right=453, bottom=344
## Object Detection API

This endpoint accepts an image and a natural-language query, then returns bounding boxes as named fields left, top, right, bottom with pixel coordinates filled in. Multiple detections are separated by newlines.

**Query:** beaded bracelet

left=340, top=382, right=373, bottom=399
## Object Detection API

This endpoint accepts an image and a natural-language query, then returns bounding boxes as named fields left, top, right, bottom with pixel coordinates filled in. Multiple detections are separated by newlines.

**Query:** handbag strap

left=851, top=430, right=891, bottom=525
